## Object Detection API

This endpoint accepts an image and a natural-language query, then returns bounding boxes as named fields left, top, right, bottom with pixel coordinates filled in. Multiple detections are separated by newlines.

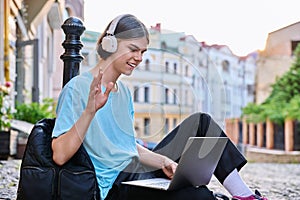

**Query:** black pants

left=105, top=112, right=247, bottom=200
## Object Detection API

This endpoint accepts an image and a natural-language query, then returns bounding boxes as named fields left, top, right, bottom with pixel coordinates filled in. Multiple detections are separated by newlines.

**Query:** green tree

left=243, top=43, right=300, bottom=123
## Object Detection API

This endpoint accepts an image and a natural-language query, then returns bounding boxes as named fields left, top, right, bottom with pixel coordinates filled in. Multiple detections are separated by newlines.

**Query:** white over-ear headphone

left=101, top=14, right=126, bottom=53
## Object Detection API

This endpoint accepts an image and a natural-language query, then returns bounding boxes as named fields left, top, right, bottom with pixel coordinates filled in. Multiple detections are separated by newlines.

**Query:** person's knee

left=192, top=112, right=214, bottom=137
left=190, top=112, right=212, bottom=122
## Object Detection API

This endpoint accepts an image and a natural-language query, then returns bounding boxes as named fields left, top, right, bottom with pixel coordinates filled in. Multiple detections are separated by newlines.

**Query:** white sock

left=223, top=169, right=253, bottom=197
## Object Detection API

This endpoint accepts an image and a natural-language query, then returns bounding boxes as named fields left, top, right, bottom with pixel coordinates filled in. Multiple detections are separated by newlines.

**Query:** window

left=133, top=86, right=139, bottom=102
left=221, top=60, right=230, bottom=72
left=173, top=63, right=177, bottom=74
left=161, top=41, right=167, bottom=49
left=291, top=40, right=300, bottom=56
left=173, top=118, right=177, bottom=128
left=247, top=84, right=254, bottom=95
left=173, top=89, right=177, bottom=104
left=164, top=118, right=169, bottom=134
left=145, top=59, right=150, bottom=71
left=192, top=75, right=195, bottom=87
left=165, top=88, right=169, bottom=104
left=144, top=118, right=150, bottom=136
left=165, top=61, right=169, bottom=73
left=144, top=86, right=149, bottom=103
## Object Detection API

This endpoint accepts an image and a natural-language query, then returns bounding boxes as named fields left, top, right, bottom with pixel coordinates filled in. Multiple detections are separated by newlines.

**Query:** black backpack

left=16, top=118, right=100, bottom=200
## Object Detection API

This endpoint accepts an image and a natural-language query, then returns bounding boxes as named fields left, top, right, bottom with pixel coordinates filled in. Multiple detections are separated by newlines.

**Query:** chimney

left=151, top=23, right=161, bottom=32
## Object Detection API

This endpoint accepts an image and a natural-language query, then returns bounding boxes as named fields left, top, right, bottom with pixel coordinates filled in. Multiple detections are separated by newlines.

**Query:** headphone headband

left=106, top=14, right=127, bottom=35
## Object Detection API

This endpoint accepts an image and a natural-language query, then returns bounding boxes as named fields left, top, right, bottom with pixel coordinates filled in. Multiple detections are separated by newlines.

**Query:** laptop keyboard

left=145, top=180, right=170, bottom=188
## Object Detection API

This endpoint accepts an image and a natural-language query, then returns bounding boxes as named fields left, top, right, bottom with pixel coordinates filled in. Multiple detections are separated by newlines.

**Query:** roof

left=269, top=21, right=300, bottom=35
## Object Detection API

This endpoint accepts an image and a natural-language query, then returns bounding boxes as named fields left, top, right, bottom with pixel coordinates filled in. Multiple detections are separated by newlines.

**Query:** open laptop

left=122, top=137, right=228, bottom=191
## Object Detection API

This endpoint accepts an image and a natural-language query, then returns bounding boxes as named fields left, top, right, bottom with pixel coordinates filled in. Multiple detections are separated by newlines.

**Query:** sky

left=84, top=0, right=300, bottom=56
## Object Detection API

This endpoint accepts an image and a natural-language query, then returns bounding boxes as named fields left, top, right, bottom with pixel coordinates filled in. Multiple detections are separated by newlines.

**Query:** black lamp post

left=60, top=17, right=86, bottom=87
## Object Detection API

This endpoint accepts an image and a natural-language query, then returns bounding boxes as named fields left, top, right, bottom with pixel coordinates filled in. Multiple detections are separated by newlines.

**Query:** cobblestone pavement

left=0, top=159, right=299, bottom=200
left=208, top=163, right=300, bottom=200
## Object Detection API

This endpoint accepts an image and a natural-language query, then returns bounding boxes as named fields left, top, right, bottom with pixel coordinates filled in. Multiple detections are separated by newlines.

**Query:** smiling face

left=111, top=37, right=148, bottom=76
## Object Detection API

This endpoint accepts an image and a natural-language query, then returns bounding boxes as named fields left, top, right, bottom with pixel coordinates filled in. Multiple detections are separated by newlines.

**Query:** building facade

left=80, top=24, right=257, bottom=142
left=256, top=22, right=300, bottom=104
left=202, top=44, right=257, bottom=121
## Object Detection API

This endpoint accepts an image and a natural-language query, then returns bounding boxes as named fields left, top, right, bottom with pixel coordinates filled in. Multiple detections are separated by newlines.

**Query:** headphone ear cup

left=101, top=35, right=118, bottom=53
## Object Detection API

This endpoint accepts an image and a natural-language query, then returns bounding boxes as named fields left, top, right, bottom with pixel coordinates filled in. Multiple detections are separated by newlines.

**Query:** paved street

left=208, top=162, right=300, bottom=200
left=0, top=159, right=299, bottom=199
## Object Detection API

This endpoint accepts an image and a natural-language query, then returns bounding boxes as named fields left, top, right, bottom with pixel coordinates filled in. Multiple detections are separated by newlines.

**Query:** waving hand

left=86, top=70, right=114, bottom=115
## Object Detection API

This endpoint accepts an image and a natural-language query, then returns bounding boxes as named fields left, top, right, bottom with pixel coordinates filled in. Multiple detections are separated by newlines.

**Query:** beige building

left=80, top=25, right=257, bottom=143
left=121, top=48, right=194, bottom=142
left=256, top=21, right=300, bottom=104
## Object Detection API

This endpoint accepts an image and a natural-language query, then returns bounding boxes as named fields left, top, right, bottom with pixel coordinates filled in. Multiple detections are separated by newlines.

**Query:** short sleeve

left=52, top=84, right=85, bottom=138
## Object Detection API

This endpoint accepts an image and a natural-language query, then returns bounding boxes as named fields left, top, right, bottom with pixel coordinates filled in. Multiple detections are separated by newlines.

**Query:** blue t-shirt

left=52, top=71, right=138, bottom=199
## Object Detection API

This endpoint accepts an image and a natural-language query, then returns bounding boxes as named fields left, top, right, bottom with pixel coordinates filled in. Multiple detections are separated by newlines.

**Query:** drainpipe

left=4, top=0, right=9, bottom=81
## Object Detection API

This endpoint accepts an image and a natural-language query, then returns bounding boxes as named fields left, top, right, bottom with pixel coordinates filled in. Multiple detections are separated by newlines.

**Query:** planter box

left=0, top=130, right=10, bottom=160
left=16, top=132, right=28, bottom=159
left=10, top=120, right=33, bottom=159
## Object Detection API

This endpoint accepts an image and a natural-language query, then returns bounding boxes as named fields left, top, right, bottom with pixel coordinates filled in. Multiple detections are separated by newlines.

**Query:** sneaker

left=214, top=192, right=230, bottom=200
left=232, top=190, right=268, bottom=200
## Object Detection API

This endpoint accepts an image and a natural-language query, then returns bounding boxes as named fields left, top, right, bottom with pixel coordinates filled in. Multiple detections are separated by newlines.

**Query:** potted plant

left=14, top=98, right=56, bottom=124
left=0, top=81, right=13, bottom=159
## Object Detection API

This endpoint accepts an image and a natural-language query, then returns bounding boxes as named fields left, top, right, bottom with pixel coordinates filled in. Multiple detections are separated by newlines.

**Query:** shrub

left=14, top=98, right=56, bottom=124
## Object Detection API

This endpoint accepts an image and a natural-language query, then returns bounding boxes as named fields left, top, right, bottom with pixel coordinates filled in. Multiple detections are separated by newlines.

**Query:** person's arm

left=52, top=71, right=114, bottom=166
left=137, top=144, right=177, bottom=179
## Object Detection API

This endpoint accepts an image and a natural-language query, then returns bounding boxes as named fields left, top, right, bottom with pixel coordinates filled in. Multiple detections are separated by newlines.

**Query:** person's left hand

left=162, top=157, right=178, bottom=179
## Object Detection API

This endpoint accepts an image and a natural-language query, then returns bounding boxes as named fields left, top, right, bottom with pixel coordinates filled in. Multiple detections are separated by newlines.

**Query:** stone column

left=242, top=118, right=248, bottom=144
left=225, top=118, right=239, bottom=144
left=249, top=122, right=255, bottom=145
left=256, top=122, right=264, bottom=147
left=233, top=118, right=239, bottom=144
left=284, top=118, right=294, bottom=151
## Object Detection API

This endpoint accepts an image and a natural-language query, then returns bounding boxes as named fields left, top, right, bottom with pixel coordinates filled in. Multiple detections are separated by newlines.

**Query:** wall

left=256, top=22, right=300, bottom=104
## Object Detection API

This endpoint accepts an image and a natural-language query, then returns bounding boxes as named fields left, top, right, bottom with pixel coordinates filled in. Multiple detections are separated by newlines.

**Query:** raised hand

left=86, top=70, right=114, bottom=115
